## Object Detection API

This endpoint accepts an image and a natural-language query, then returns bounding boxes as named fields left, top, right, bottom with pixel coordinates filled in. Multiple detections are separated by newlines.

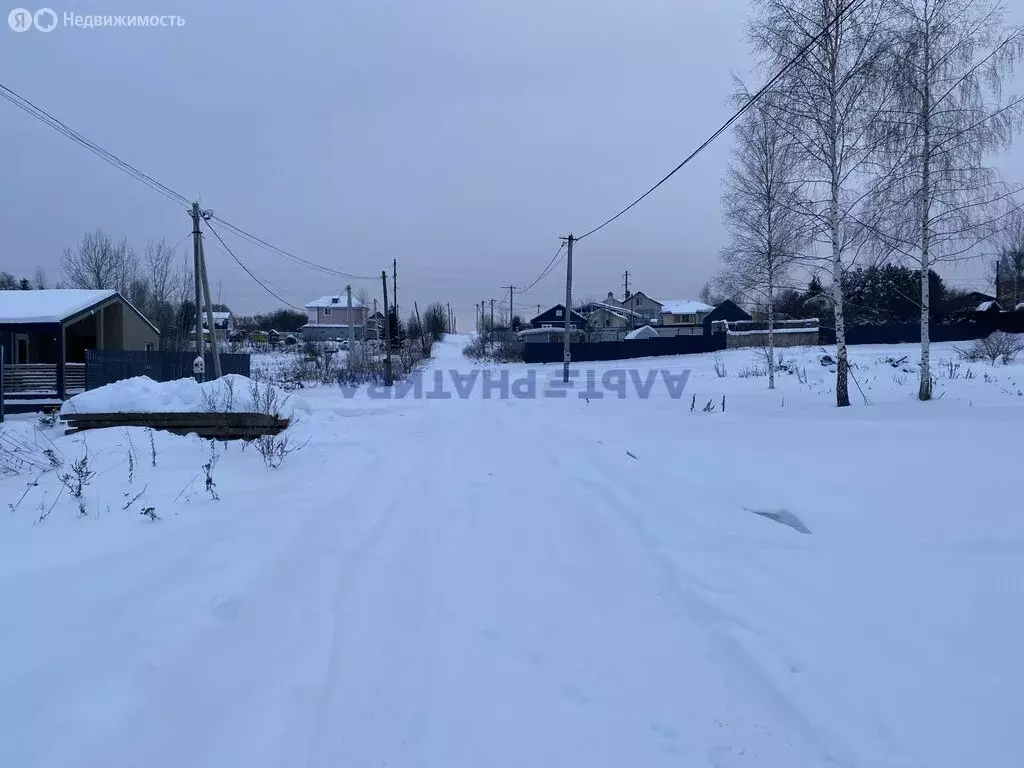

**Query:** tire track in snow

left=537, top=411, right=913, bottom=767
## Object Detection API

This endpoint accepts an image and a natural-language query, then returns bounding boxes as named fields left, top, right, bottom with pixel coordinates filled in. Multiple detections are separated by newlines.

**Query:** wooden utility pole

left=561, top=233, right=575, bottom=383
left=414, top=301, right=427, bottom=354
left=190, top=203, right=204, bottom=360
left=490, top=298, right=495, bottom=328
left=346, top=285, right=356, bottom=364
left=623, top=270, right=630, bottom=299
left=198, top=230, right=223, bottom=378
left=392, top=258, right=398, bottom=321
left=503, top=285, right=515, bottom=327
left=381, top=271, right=394, bottom=386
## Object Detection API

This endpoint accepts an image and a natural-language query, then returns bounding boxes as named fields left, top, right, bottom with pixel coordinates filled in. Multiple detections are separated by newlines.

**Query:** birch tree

left=749, top=0, right=894, bottom=406
left=875, top=0, right=1023, bottom=400
left=720, top=99, right=810, bottom=389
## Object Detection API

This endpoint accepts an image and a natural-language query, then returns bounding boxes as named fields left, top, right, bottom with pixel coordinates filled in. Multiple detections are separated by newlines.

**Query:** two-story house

left=658, top=300, right=714, bottom=336
left=618, top=291, right=663, bottom=325
left=302, top=294, right=368, bottom=341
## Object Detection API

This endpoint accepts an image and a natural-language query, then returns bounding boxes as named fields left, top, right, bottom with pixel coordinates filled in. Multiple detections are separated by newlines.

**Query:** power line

left=209, top=216, right=376, bottom=281
left=0, top=79, right=372, bottom=285
left=517, top=242, right=566, bottom=295
left=575, top=0, right=867, bottom=242
left=204, top=219, right=305, bottom=310
left=0, top=83, right=191, bottom=208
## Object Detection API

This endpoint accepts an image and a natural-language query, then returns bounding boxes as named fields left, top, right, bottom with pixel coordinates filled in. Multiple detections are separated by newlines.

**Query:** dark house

left=1, top=289, right=159, bottom=403
left=702, top=299, right=753, bottom=335
left=529, top=304, right=587, bottom=330
left=943, top=291, right=996, bottom=316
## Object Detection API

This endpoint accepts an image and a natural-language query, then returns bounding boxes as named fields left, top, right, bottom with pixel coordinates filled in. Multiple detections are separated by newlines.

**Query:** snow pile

left=60, top=374, right=308, bottom=419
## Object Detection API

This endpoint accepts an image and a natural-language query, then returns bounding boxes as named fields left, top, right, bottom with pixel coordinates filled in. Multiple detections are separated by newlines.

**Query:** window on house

left=145, top=342, right=154, bottom=352
left=323, top=307, right=332, bottom=316
left=555, top=309, right=563, bottom=317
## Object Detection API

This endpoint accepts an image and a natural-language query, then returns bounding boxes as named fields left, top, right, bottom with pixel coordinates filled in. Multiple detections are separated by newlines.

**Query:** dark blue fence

left=522, top=334, right=726, bottom=364
left=85, top=349, right=251, bottom=390
left=820, top=314, right=1024, bottom=346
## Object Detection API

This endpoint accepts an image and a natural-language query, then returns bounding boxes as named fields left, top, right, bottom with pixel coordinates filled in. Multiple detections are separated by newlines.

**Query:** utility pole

left=392, top=258, right=398, bottom=322
left=537, top=304, right=541, bottom=317
left=190, top=203, right=204, bottom=360
left=346, top=285, right=355, bottom=364
left=561, top=233, right=575, bottom=383
left=490, top=298, right=495, bottom=328
left=373, top=298, right=379, bottom=340
left=414, top=301, right=427, bottom=354
left=503, top=285, right=515, bottom=328
left=198, top=227, right=222, bottom=378
left=623, top=270, right=630, bottom=300
left=381, top=271, right=393, bottom=386
left=447, top=303, right=453, bottom=333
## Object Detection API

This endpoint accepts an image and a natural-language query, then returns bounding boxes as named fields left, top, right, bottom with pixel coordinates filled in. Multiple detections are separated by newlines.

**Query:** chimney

left=331, top=296, right=339, bottom=304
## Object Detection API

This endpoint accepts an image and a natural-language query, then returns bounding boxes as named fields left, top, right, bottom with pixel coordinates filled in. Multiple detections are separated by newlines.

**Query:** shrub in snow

left=956, top=332, right=1024, bottom=365
left=713, top=354, right=727, bottom=378
left=57, top=449, right=96, bottom=519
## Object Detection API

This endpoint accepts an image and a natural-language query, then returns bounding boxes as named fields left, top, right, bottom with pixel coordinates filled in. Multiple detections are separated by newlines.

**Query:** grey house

left=1, top=289, right=159, bottom=402
left=618, top=291, right=663, bottom=325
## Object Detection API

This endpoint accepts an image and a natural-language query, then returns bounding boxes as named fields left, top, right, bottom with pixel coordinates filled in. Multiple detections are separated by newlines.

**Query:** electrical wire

left=209, top=216, right=376, bottom=281
left=0, top=83, right=191, bottom=208
left=517, top=242, right=566, bottom=295
left=204, top=219, right=305, bottom=310
left=575, top=0, right=867, bottom=242
left=0, top=80, right=373, bottom=285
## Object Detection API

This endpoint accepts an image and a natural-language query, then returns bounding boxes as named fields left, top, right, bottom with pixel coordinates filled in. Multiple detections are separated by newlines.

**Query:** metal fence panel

left=522, top=334, right=726, bottom=364
left=86, top=350, right=251, bottom=390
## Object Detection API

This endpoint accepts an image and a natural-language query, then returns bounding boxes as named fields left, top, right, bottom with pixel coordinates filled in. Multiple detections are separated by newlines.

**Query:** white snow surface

left=59, top=374, right=307, bottom=419
left=0, top=288, right=116, bottom=323
left=304, top=294, right=365, bottom=309
left=3, top=336, right=1023, bottom=767
left=659, top=298, right=714, bottom=315
left=625, top=324, right=659, bottom=339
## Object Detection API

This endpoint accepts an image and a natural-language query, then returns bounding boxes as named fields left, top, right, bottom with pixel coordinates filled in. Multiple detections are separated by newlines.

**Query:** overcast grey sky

left=3, top=0, right=1022, bottom=326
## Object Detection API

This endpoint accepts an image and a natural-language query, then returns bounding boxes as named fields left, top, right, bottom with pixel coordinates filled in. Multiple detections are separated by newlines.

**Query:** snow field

left=1, top=336, right=1021, bottom=767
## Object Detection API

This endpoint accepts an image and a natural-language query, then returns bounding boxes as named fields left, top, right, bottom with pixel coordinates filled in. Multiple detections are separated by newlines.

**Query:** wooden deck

left=2, top=363, right=86, bottom=395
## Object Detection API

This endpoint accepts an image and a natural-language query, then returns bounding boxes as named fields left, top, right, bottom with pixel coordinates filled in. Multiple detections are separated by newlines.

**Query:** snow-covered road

left=3, top=336, right=1021, bottom=767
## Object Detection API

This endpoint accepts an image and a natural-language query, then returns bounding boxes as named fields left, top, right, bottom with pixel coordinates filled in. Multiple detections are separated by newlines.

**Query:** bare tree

left=873, top=0, right=1023, bottom=400
left=992, top=210, right=1024, bottom=308
left=354, top=288, right=371, bottom=309
left=720, top=98, right=811, bottom=389
left=750, top=0, right=895, bottom=406
left=33, top=267, right=48, bottom=290
left=61, top=229, right=138, bottom=294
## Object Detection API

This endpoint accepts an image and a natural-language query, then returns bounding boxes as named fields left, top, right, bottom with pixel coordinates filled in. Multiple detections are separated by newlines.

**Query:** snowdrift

left=59, top=374, right=308, bottom=419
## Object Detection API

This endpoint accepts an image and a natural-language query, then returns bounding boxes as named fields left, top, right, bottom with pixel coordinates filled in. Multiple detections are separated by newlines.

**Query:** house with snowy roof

left=302, top=293, right=368, bottom=341
left=0, top=289, right=159, bottom=407
left=658, top=299, right=715, bottom=335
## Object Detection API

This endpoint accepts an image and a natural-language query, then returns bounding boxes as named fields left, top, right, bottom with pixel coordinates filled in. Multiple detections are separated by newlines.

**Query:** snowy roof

left=660, top=299, right=714, bottom=315
left=975, top=300, right=999, bottom=312
left=212, top=311, right=231, bottom=321
left=301, top=323, right=360, bottom=329
left=518, top=326, right=580, bottom=337
left=0, top=289, right=117, bottom=324
left=625, top=325, right=659, bottom=340
left=305, top=294, right=365, bottom=309
left=581, top=302, right=640, bottom=319
left=1017, top=302, right=1024, bottom=312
